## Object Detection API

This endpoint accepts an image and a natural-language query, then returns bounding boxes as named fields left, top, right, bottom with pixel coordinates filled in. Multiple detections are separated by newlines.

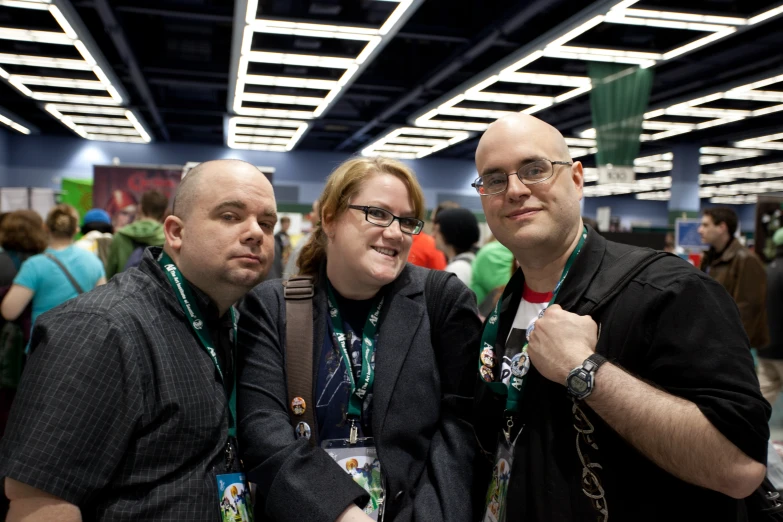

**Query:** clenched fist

left=527, top=304, right=598, bottom=385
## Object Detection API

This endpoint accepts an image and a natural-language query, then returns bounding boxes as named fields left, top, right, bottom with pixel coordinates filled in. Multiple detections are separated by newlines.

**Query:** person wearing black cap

left=433, top=207, right=480, bottom=286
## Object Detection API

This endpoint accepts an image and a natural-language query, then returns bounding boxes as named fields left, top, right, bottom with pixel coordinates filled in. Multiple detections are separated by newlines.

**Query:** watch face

left=570, top=376, right=589, bottom=393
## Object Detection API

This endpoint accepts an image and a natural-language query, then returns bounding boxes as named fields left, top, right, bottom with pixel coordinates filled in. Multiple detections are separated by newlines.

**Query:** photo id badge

left=322, top=438, right=385, bottom=521
left=482, top=434, right=516, bottom=522
left=216, top=472, right=254, bottom=522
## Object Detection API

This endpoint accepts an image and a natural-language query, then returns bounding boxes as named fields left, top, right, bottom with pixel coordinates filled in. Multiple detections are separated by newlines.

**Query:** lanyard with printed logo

left=158, top=251, right=238, bottom=439
left=326, top=283, right=384, bottom=444
left=479, top=227, right=588, bottom=416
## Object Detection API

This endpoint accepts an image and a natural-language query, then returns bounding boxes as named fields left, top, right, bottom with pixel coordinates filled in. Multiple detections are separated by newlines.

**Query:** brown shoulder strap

left=283, top=275, right=317, bottom=445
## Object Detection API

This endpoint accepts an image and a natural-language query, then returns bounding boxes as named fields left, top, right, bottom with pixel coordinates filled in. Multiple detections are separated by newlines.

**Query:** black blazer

left=237, top=263, right=481, bottom=522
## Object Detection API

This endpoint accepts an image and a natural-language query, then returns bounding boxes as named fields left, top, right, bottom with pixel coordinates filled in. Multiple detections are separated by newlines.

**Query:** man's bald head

left=173, top=159, right=270, bottom=219
left=476, top=114, right=571, bottom=170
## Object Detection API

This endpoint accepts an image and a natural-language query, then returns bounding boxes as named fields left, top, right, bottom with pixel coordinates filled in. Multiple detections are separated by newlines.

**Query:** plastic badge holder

left=323, top=437, right=386, bottom=521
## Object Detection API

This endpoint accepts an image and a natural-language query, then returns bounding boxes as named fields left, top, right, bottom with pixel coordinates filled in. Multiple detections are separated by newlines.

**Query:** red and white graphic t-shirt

left=499, top=284, right=552, bottom=386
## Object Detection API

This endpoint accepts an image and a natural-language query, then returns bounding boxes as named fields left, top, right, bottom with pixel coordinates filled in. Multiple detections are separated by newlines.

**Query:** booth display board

left=0, top=187, right=56, bottom=217
left=675, top=218, right=706, bottom=251
left=60, top=178, right=93, bottom=220
left=93, top=165, right=182, bottom=228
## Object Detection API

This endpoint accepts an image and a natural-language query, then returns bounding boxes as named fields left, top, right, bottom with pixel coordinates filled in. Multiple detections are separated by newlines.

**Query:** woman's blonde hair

left=297, top=156, right=425, bottom=278
left=45, top=204, right=79, bottom=239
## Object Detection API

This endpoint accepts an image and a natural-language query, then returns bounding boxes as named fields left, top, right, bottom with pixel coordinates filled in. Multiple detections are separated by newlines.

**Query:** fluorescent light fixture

left=0, top=112, right=31, bottom=134
left=662, top=28, right=737, bottom=60
left=230, top=0, right=420, bottom=150
left=0, top=3, right=150, bottom=141
left=622, top=8, right=746, bottom=25
left=0, top=28, right=71, bottom=44
left=379, top=0, right=414, bottom=36
left=45, top=103, right=126, bottom=115
left=49, top=5, right=77, bottom=39
left=9, top=75, right=104, bottom=90
left=79, top=126, right=142, bottom=135
left=546, top=16, right=605, bottom=49
left=463, top=91, right=553, bottom=105
left=748, top=4, right=783, bottom=25
left=247, top=51, right=355, bottom=69
left=499, top=51, right=544, bottom=77
left=0, top=53, right=92, bottom=70
left=0, top=1, right=49, bottom=10
left=407, top=0, right=776, bottom=153
left=724, top=90, right=783, bottom=103
left=251, top=19, right=379, bottom=37
left=498, top=72, right=591, bottom=87
left=31, top=92, right=120, bottom=104
left=124, top=110, right=152, bottom=143
left=565, top=137, right=597, bottom=147
left=69, top=116, right=134, bottom=126
left=361, top=126, right=471, bottom=158
left=240, top=93, right=324, bottom=106
left=604, top=12, right=733, bottom=32
left=243, top=75, right=338, bottom=90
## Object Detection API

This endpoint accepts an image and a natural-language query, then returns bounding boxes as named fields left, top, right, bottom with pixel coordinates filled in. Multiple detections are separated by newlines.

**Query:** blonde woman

left=238, top=157, right=481, bottom=522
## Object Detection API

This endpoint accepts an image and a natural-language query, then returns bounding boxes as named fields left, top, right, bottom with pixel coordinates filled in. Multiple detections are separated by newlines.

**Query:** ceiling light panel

left=0, top=0, right=152, bottom=143
left=0, top=105, right=35, bottom=134
left=361, top=126, right=472, bottom=159
left=406, top=0, right=783, bottom=155
left=228, top=0, right=423, bottom=151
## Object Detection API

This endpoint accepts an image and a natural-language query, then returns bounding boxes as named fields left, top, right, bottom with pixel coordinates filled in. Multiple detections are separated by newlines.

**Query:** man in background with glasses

left=471, top=113, right=769, bottom=521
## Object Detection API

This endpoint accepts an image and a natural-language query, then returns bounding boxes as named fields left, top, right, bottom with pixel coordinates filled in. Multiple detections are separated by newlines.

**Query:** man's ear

left=571, top=161, right=585, bottom=199
left=163, top=215, right=185, bottom=253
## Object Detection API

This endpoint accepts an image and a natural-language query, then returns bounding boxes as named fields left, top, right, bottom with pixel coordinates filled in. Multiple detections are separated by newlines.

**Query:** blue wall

left=0, top=133, right=757, bottom=228
left=2, top=134, right=480, bottom=208
left=582, top=194, right=756, bottom=232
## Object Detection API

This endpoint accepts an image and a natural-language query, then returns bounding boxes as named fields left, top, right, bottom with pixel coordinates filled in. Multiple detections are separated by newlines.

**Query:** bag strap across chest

left=283, top=275, right=317, bottom=445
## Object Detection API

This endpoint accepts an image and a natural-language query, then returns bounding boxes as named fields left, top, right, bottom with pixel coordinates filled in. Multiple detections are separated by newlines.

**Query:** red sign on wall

left=93, top=165, right=182, bottom=228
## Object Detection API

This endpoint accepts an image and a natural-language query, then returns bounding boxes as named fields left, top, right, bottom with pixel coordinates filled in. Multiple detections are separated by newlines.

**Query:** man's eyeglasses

left=349, top=205, right=424, bottom=235
left=472, top=159, right=573, bottom=196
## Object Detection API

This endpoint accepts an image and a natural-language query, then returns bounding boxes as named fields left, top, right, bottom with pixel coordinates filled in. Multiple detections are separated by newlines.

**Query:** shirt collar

left=144, top=246, right=230, bottom=327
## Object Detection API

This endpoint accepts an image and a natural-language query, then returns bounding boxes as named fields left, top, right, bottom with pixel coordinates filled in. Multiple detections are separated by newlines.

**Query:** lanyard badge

left=157, top=252, right=238, bottom=438
left=323, top=284, right=387, bottom=520
left=326, top=284, right=383, bottom=444
left=478, top=226, right=587, bottom=414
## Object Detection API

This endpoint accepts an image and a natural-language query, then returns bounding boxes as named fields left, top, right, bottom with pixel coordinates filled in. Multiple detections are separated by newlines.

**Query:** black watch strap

left=583, top=353, right=607, bottom=373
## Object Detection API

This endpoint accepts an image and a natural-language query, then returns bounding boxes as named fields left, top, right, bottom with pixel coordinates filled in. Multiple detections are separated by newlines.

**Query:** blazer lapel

left=373, top=266, right=424, bottom=436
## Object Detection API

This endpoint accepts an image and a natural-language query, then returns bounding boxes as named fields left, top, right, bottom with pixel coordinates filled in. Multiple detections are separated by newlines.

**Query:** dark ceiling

left=0, top=0, right=781, bottom=169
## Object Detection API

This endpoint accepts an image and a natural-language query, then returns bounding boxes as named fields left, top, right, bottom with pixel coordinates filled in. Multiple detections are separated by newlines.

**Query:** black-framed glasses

left=348, top=205, right=424, bottom=235
left=472, top=159, right=573, bottom=196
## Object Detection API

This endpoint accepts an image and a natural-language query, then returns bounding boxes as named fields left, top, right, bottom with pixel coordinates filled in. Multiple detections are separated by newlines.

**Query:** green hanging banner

left=589, top=63, right=654, bottom=185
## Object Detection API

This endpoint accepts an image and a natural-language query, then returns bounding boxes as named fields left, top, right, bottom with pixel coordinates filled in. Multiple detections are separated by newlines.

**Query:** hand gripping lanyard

left=479, top=227, right=588, bottom=422
left=326, top=283, right=383, bottom=444
left=158, top=252, right=238, bottom=439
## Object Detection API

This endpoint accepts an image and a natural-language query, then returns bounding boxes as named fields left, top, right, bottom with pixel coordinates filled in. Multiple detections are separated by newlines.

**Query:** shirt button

left=394, top=490, right=404, bottom=501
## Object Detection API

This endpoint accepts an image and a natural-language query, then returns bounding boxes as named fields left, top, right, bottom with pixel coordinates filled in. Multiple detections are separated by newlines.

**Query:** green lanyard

left=158, top=251, right=238, bottom=438
left=326, top=283, right=383, bottom=442
left=479, top=227, right=588, bottom=413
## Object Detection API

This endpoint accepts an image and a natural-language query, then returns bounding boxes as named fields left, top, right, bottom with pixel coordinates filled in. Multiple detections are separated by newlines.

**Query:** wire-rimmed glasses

left=472, top=159, right=573, bottom=196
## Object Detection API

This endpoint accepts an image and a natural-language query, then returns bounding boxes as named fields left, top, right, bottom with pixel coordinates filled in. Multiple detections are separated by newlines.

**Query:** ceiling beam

left=335, top=0, right=556, bottom=151
left=92, top=0, right=170, bottom=141
left=114, top=6, right=233, bottom=23
left=148, top=78, right=227, bottom=90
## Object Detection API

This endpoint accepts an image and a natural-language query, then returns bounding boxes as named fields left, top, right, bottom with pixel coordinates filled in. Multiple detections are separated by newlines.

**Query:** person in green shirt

left=470, top=238, right=514, bottom=305
left=105, top=190, right=168, bottom=278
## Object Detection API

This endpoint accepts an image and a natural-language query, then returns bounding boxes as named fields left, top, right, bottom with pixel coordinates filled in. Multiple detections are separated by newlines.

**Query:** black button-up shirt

left=0, top=247, right=238, bottom=521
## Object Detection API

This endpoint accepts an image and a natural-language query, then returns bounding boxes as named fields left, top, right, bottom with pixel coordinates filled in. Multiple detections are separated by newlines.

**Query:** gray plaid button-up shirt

left=0, top=247, right=238, bottom=521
